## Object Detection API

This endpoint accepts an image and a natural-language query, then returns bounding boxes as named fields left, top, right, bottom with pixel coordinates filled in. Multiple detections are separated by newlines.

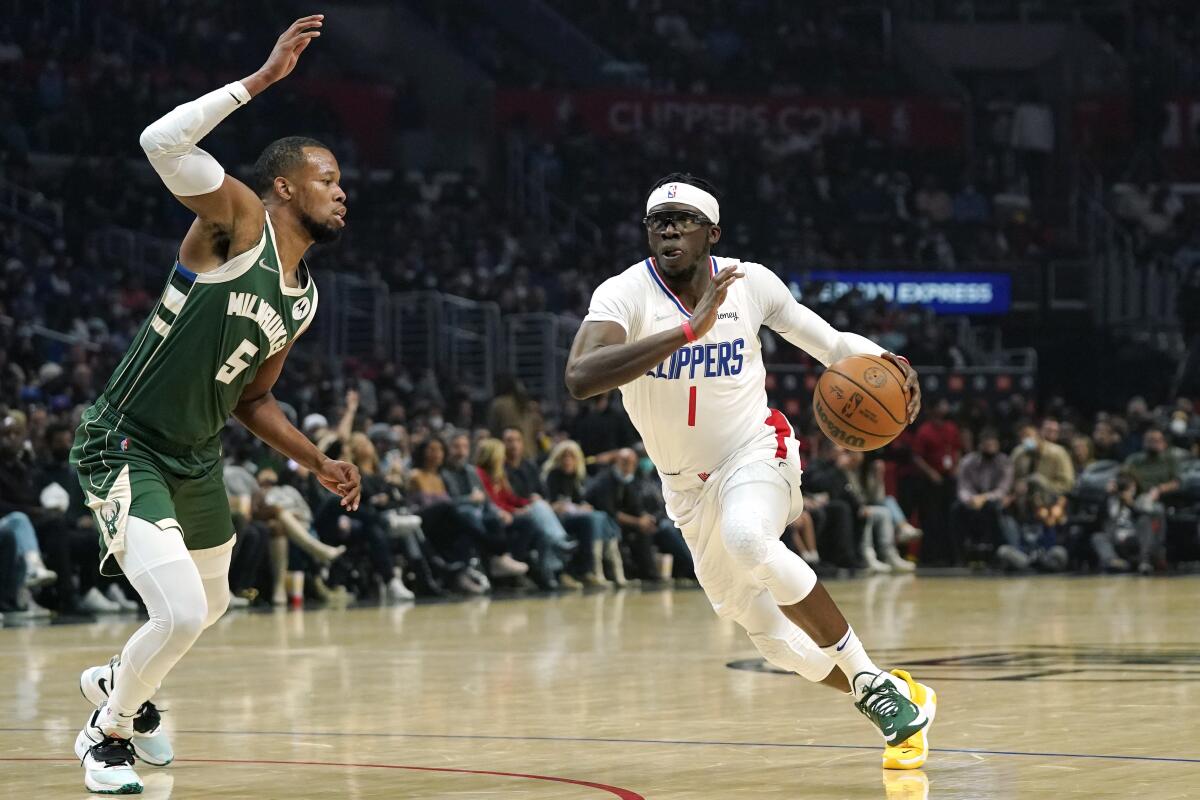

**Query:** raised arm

left=565, top=265, right=742, bottom=399
left=139, top=15, right=323, bottom=269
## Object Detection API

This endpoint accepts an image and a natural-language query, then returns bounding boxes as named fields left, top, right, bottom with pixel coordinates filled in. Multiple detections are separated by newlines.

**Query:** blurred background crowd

left=2, top=0, right=1200, bottom=620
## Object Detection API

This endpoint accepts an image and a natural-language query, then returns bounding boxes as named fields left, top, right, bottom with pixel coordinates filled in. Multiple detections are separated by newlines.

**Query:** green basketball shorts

left=70, top=398, right=234, bottom=575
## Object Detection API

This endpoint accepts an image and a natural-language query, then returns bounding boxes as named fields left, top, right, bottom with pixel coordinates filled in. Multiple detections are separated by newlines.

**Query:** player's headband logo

left=646, top=182, right=720, bottom=224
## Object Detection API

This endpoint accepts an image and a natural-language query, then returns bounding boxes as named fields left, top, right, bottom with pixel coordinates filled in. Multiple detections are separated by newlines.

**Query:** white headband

left=646, top=182, right=720, bottom=224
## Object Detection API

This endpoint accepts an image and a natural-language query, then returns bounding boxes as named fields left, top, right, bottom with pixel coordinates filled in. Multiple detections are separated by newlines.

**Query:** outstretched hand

left=254, top=15, right=323, bottom=88
left=317, top=458, right=361, bottom=512
left=882, top=352, right=921, bottom=424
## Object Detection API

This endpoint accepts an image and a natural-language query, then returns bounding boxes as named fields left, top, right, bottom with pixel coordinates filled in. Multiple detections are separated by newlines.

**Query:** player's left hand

left=317, top=459, right=361, bottom=511
left=882, top=352, right=921, bottom=424
left=257, top=15, right=323, bottom=86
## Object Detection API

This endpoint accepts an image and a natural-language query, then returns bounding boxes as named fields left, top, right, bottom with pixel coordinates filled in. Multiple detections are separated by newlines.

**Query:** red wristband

left=681, top=320, right=697, bottom=343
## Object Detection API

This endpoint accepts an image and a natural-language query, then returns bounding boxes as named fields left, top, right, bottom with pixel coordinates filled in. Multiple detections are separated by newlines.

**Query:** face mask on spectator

left=616, top=467, right=635, bottom=484
left=1022, top=437, right=1038, bottom=451
left=1170, top=418, right=1187, bottom=435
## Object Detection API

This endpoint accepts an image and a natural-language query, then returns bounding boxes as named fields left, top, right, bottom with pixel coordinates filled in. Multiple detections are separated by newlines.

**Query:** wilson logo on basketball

left=814, top=398, right=866, bottom=449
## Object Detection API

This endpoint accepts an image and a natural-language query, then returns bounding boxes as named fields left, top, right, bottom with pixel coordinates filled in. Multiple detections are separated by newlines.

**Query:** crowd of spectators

left=2, top=4, right=1198, bottom=628
left=551, top=0, right=903, bottom=95
left=409, top=0, right=905, bottom=95
left=0, top=0, right=1055, bottom=319
left=0, top=3, right=356, bottom=169
left=4, top=347, right=1200, bottom=623
left=506, top=118, right=1048, bottom=286
left=0, top=372, right=702, bottom=620
left=892, top=395, right=1200, bottom=575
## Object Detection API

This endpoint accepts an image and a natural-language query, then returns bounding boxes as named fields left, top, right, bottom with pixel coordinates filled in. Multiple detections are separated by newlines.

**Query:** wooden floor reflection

left=2, top=574, right=1198, bottom=798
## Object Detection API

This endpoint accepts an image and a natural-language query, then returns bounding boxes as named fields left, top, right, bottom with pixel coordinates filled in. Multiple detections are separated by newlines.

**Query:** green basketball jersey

left=100, top=213, right=318, bottom=449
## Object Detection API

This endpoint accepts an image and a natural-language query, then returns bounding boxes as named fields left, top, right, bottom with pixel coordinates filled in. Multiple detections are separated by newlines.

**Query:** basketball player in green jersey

left=68, top=16, right=361, bottom=794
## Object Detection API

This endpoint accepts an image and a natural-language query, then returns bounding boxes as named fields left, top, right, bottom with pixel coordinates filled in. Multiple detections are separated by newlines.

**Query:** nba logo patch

left=666, top=184, right=678, bottom=198
left=120, top=438, right=129, bottom=452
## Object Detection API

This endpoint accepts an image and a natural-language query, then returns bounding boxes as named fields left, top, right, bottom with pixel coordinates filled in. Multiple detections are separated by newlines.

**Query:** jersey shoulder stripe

left=644, top=256, right=719, bottom=318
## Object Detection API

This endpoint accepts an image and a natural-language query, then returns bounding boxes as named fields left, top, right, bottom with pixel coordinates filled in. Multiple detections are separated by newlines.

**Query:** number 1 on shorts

left=688, top=385, right=697, bottom=427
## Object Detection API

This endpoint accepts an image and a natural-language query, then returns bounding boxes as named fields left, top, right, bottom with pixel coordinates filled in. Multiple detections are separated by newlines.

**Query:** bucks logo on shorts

left=99, top=500, right=122, bottom=540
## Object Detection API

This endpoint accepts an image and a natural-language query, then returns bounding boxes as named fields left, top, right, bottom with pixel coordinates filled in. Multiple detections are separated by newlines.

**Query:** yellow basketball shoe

left=882, top=669, right=937, bottom=770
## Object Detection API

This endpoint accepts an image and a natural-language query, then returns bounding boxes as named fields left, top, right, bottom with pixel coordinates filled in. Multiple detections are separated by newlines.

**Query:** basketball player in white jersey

left=565, top=174, right=937, bottom=770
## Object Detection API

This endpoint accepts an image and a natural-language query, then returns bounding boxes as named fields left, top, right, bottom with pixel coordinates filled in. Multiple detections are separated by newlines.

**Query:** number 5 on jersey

left=216, top=339, right=259, bottom=384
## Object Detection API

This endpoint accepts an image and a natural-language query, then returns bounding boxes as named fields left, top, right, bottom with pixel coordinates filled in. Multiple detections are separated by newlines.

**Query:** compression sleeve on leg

left=191, top=538, right=235, bottom=629
left=735, top=590, right=836, bottom=683
left=720, top=462, right=818, bottom=606
left=108, top=518, right=208, bottom=716
left=138, top=82, right=251, bottom=196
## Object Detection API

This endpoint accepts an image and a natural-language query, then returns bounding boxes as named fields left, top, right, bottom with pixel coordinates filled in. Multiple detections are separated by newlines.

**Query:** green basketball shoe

left=853, top=671, right=930, bottom=746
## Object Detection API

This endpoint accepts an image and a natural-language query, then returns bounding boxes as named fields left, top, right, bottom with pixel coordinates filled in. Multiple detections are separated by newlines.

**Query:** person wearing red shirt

left=473, top=438, right=571, bottom=589
left=910, top=398, right=962, bottom=565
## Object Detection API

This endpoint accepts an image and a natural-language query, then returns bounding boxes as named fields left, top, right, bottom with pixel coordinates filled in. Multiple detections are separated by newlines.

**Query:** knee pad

left=750, top=540, right=818, bottom=606
left=720, top=462, right=802, bottom=572
left=721, top=512, right=774, bottom=572
left=748, top=628, right=835, bottom=683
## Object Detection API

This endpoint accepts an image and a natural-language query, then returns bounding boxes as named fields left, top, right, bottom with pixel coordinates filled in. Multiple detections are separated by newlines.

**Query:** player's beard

left=299, top=209, right=343, bottom=244
left=660, top=255, right=703, bottom=283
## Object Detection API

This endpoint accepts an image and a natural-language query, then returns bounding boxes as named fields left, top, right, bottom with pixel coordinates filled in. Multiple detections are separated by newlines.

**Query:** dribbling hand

left=690, top=265, right=743, bottom=339
left=882, top=351, right=921, bottom=424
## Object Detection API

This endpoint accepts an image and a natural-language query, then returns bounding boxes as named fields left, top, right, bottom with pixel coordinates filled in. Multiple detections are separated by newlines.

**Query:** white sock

left=819, top=626, right=909, bottom=700
left=95, top=703, right=137, bottom=739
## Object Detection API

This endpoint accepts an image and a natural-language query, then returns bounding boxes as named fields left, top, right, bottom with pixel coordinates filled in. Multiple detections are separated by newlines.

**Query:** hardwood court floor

left=2, top=575, right=1198, bottom=799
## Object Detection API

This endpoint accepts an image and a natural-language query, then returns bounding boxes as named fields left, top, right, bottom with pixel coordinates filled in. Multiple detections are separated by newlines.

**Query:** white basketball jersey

left=583, top=255, right=884, bottom=487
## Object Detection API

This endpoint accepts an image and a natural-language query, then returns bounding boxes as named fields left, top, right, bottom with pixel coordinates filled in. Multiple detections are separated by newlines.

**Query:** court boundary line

left=0, top=756, right=645, bottom=798
left=4, top=727, right=1197, bottom=766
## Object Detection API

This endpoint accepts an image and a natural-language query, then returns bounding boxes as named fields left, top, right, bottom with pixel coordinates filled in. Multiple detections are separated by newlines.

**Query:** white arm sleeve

left=755, top=264, right=885, bottom=366
left=138, top=82, right=251, bottom=197
left=582, top=274, right=643, bottom=337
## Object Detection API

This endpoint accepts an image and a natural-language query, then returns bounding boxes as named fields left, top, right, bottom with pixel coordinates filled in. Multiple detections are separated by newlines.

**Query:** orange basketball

left=813, top=354, right=909, bottom=451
